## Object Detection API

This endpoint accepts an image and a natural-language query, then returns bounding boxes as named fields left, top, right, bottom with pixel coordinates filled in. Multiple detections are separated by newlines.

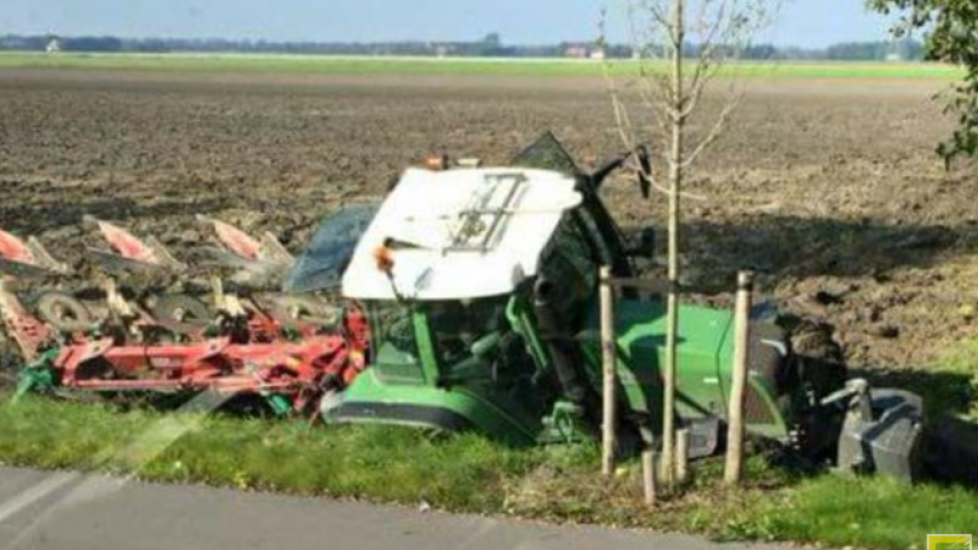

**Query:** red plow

left=0, top=215, right=370, bottom=418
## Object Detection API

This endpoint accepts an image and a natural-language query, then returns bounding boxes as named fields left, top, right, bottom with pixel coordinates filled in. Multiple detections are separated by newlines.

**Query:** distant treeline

left=0, top=33, right=925, bottom=62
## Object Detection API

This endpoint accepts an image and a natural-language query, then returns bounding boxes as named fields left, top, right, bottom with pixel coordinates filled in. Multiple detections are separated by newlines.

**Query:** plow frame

left=55, top=335, right=354, bottom=395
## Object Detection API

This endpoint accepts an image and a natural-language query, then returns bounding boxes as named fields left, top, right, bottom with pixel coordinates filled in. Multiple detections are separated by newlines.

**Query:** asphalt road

left=0, top=466, right=796, bottom=550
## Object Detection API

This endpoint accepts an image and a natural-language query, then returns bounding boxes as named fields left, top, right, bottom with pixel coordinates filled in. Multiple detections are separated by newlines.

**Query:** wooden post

left=724, top=270, right=755, bottom=486
left=599, top=266, right=618, bottom=477
left=676, top=428, right=690, bottom=484
left=642, top=449, right=658, bottom=506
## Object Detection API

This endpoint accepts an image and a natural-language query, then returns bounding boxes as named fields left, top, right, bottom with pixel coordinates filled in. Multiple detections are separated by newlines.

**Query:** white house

left=45, top=37, right=61, bottom=54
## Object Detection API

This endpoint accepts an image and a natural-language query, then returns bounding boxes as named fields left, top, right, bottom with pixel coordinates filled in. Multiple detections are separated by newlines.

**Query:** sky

left=0, top=0, right=893, bottom=49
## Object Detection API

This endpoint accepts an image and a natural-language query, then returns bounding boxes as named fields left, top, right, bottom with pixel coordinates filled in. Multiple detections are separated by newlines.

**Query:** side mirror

left=627, top=227, right=656, bottom=259
left=470, top=331, right=502, bottom=359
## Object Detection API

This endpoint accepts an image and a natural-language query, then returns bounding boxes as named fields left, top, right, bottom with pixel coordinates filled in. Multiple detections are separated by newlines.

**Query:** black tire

left=778, top=316, right=849, bottom=462
left=790, top=319, right=845, bottom=364
left=37, top=292, right=95, bottom=333
left=788, top=319, right=848, bottom=399
left=152, top=294, right=213, bottom=335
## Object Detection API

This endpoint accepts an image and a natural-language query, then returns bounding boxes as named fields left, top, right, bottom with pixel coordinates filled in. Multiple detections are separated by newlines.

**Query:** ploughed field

left=0, top=68, right=975, bottom=375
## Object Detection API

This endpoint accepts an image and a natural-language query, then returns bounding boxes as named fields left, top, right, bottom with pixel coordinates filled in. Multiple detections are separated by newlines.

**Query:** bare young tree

left=602, top=0, right=778, bottom=488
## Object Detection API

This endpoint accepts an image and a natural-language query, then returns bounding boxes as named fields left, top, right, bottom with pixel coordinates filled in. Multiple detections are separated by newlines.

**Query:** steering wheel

left=387, top=315, right=415, bottom=349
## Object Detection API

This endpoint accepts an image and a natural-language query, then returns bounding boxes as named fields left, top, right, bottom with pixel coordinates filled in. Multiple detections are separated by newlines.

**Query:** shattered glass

left=283, top=204, right=379, bottom=294
left=511, top=131, right=582, bottom=176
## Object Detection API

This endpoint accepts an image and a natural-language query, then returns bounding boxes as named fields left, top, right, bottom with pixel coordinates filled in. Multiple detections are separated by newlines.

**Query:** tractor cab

left=332, top=166, right=588, bottom=443
left=328, top=135, right=803, bottom=447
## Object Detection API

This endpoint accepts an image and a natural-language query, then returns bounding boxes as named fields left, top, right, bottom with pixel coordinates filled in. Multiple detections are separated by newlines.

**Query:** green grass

left=934, top=339, right=978, bottom=420
left=725, top=476, right=978, bottom=548
left=0, top=397, right=543, bottom=511
left=0, top=51, right=964, bottom=80
left=1, top=395, right=976, bottom=549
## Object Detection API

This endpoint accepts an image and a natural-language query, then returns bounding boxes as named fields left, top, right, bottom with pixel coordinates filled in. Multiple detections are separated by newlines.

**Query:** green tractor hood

left=583, top=299, right=792, bottom=441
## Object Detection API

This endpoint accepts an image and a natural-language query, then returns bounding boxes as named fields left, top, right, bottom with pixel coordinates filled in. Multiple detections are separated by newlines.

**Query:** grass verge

left=0, top=395, right=976, bottom=549
left=0, top=51, right=964, bottom=80
left=0, top=397, right=542, bottom=511
left=725, top=476, right=978, bottom=548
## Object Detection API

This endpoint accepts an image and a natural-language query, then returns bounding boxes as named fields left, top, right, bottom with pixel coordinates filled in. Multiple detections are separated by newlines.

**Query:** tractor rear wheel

left=781, top=316, right=848, bottom=397
left=777, top=315, right=849, bottom=463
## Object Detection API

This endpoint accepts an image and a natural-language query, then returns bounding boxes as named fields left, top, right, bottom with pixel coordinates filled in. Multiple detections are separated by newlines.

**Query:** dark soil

left=1, top=69, right=976, bottom=375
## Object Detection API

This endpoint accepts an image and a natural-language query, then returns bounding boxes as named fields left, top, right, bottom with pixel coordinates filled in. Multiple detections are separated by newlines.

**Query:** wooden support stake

left=724, top=270, right=755, bottom=486
left=600, top=266, right=618, bottom=477
left=642, top=450, right=658, bottom=506
left=676, top=428, right=690, bottom=484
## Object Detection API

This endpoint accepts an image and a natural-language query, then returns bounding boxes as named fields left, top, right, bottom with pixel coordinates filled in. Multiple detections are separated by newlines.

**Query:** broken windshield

left=283, top=204, right=379, bottom=294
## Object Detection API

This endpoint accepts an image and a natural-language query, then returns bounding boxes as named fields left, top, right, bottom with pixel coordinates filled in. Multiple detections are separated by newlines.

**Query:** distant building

left=564, top=43, right=605, bottom=60
left=564, top=44, right=590, bottom=59
left=885, top=37, right=920, bottom=62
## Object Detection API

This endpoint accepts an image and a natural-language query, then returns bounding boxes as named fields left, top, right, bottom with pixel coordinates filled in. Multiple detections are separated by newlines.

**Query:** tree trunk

left=661, top=0, right=685, bottom=488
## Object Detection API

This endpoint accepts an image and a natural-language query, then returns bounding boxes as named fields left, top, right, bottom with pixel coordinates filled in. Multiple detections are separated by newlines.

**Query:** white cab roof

left=342, top=167, right=581, bottom=301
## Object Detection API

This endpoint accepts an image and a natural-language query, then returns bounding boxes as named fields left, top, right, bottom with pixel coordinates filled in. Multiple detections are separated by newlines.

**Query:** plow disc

left=151, top=294, right=214, bottom=335
left=0, top=282, right=56, bottom=363
left=36, top=292, right=97, bottom=333
left=84, top=216, right=187, bottom=274
left=196, top=215, right=295, bottom=283
left=0, top=229, right=71, bottom=278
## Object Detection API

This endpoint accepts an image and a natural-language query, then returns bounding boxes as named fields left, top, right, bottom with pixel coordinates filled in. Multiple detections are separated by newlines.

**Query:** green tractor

left=326, top=134, right=924, bottom=481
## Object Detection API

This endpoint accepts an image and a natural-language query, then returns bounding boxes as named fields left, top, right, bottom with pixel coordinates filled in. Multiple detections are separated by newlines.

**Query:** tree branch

left=681, top=93, right=742, bottom=169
